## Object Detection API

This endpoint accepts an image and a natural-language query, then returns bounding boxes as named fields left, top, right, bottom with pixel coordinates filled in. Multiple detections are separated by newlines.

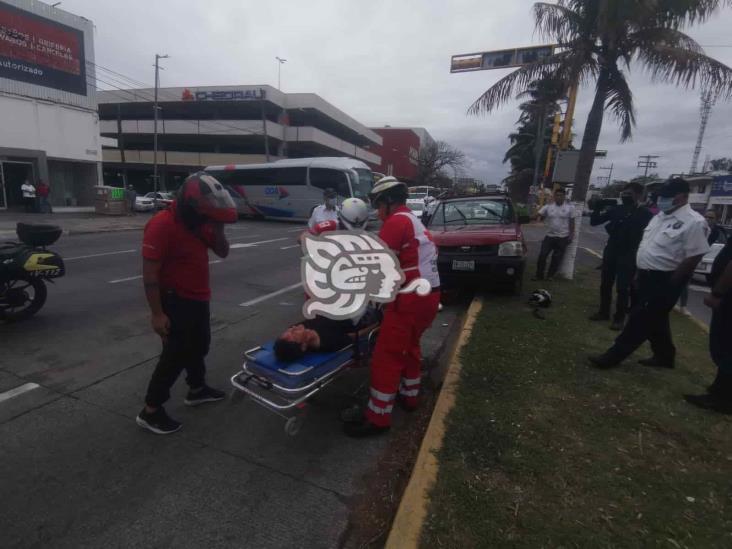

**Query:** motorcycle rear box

left=16, top=223, right=62, bottom=247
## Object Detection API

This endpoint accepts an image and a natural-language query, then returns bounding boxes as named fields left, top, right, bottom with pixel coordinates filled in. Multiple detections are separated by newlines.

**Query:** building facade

left=98, top=86, right=382, bottom=193
left=368, top=126, right=435, bottom=184
left=0, top=0, right=106, bottom=209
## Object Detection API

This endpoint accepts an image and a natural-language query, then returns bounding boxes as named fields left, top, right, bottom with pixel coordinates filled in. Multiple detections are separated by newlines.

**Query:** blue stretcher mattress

left=245, top=341, right=355, bottom=390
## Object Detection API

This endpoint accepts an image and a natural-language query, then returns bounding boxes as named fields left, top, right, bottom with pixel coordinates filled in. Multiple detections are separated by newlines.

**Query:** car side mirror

left=518, top=215, right=531, bottom=224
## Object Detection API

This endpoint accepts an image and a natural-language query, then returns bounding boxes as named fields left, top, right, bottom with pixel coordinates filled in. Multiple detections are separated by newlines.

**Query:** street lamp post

left=153, top=53, right=169, bottom=206
left=276, top=57, right=287, bottom=90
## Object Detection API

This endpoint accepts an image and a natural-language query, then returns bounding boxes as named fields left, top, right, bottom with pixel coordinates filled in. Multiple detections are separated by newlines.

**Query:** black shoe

left=638, top=356, right=675, bottom=369
left=588, top=353, right=622, bottom=369
left=343, top=419, right=390, bottom=438
left=184, top=385, right=226, bottom=406
left=609, top=319, right=624, bottom=331
left=683, top=393, right=732, bottom=414
left=589, top=312, right=610, bottom=321
left=136, top=407, right=182, bottom=435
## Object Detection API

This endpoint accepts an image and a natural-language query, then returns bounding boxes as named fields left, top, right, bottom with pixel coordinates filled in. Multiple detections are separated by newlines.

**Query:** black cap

left=657, top=177, right=689, bottom=197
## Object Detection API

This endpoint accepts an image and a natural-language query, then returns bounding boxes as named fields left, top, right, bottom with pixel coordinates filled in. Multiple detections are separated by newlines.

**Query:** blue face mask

left=656, top=197, right=675, bottom=212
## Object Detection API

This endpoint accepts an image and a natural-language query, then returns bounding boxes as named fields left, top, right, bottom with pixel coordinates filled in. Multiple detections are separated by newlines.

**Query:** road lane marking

left=227, top=234, right=261, bottom=242
left=230, top=237, right=288, bottom=249
left=288, top=227, right=306, bottom=232
left=109, top=275, right=142, bottom=284
left=209, top=259, right=222, bottom=265
left=581, top=247, right=603, bottom=259
left=280, top=244, right=300, bottom=250
left=689, top=284, right=711, bottom=294
left=0, top=382, right=40, bottom=404
left=239, top=282, right=303, bottom=307
left=65, top=249, right=136, bottom=261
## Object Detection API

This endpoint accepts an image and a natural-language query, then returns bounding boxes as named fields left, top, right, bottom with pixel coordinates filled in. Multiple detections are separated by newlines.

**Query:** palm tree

left=469, top=0, right=732, bottom=273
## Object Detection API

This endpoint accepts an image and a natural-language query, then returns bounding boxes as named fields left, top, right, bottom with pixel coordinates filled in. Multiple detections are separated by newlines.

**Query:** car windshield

left=407, top=202, right=423, bottom=212
left=409, top=193, right=427, bottom=201
left=430, top=199, right=513, bottom=226
left=350, top=169, right=374, bottom=199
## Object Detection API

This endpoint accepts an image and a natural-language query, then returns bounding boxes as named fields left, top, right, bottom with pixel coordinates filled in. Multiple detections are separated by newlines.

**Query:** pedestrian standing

left=21, top=180, right=36, bottom=213
left=589, top=178, right=710, bottom=369
left=126, top=184, right=137, bottom=216
left=36, top=180, right=52, bottom=214
left=136, top=173, right=237, bottom=435
left=684, top=235, right=732, bottom=413
left=588, top=183, right=653, bottom=330
left=308, top=188, right=339, bottom=229
left=534, top=188, right=575, bottom=281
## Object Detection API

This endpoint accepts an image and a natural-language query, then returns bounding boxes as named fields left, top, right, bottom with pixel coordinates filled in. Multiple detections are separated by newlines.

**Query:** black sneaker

left=588, top=353, right=622, bottom=369
left=184, top=385, right=226, bottom=406
left=136, top=407, right=182, bottom=435
left=638, top=356, right=675, bottom=369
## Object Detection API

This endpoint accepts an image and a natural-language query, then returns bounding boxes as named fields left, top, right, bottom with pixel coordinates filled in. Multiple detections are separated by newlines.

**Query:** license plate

left=452, top=260, right=475, bottom=272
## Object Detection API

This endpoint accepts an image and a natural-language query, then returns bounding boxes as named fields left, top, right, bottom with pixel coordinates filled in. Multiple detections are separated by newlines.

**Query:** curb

left=385, top=296, right=484, bottom=549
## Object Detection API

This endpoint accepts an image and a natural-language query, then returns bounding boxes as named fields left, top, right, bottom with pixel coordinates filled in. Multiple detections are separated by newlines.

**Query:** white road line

left=0, top=382, right=40, bottom=404
left=227, top=234, right=261, bottom=242
left=109, top=275, right=142, bottom=284
left=65, top=249, right=136, bottom=261
left=230, top=237, right=288, bottom=249
left=209, top=259, right=222, bottom=265
left=288, top=227, right=306, bottom=232
left=239, top=282, right=303, bottom=307
left=581, top=247, right=603, bottom=259
left=280, top=244, right=300, bottom=250
left=689, top=284, right=711, bottom=294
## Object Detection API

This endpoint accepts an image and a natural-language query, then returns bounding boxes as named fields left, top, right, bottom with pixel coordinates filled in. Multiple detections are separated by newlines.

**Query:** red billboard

left=0, top=1, right=86, bottom=95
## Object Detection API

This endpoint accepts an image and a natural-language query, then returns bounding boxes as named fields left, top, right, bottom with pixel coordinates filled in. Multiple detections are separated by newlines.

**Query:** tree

left=709, top=157, right=732, bottom=171
left=469, top=0, right=732, bottom=276
left=417, top=141, right=466, bottom=187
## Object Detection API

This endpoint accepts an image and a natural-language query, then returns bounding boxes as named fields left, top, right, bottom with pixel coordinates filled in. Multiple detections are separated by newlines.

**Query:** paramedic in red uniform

left=344, top=177, right=441, bottom=437
left=136, top=173, right=237, bottom=435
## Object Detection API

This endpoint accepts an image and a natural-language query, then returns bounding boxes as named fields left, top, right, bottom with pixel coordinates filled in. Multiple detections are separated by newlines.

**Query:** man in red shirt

left=136, top=173, right=237, bottom=435
left=344, top=178, right=441, bottom=437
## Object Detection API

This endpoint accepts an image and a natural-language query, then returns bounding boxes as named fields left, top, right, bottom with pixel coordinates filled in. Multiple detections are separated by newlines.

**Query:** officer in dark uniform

left=684, top=235, right=732, bottom=413
left=588, top=182, right=653, bottom=330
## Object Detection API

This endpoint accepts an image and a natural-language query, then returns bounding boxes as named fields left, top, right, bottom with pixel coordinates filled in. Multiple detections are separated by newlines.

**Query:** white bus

left=205, top=157, right=375, bottom=221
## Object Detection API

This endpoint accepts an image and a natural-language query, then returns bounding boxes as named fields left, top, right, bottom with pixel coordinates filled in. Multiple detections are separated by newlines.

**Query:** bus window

left=310, top=168, right=350, bottom=197
left=274, top=167, right=306, bottom=186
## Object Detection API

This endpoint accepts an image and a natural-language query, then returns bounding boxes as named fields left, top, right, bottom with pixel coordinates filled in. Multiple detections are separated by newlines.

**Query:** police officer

left=308, top=188, right=339, bottom=230
left=684, top=234, right=732, bottom=413
left=590, top=178, right=710, bottom=369
left=588, top=182, right=653, bottom=330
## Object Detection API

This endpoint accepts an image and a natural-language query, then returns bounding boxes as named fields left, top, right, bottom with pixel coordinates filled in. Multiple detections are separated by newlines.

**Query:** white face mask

left=656, top=196, right=675, bottom=213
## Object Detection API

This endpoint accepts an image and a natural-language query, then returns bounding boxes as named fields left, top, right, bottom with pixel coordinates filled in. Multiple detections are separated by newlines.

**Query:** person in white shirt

left=308, top=188, right=339, bottom=230
left=21, top=180, right=36, bottom=213
left=534, top=188, right=575, bottom=280
left=590, top=178, right=710, bottom=369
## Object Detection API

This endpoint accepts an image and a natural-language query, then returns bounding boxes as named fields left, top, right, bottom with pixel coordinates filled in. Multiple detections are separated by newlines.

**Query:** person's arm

left=589, top=208, right=613, bottom=227
left=671, top=254, right=704, bottom=286
left=672, top=219, right=711, bottom=286
left=705, top=261, right=732, bottom=310
left=143, top=258, right=169, bottom=339
left=207, top=223, right=229, bottom=258
left=533, top=205, right=548, bottom=221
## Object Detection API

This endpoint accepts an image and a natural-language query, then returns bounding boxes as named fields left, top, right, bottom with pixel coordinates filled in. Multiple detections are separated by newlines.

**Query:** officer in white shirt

left=308, top=187, right=339, bottom=230
left=535, top=188, right=575, bottom=280
left=590, top=178, right=710, bottom=369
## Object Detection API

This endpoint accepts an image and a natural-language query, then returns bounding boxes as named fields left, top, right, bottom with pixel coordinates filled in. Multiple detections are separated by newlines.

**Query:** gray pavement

left=0, top=211, right=149, bottom=238
left=0, top=218, right=464, bottom=548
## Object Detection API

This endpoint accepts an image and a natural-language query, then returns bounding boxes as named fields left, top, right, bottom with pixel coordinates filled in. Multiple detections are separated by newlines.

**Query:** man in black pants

left=535, top=188, right=575, bottom=281
left=588, top=183, right=653, bottom=330
left=136, top=173, right=237, bottom=435
left=590, top=178, right=710, bottom=369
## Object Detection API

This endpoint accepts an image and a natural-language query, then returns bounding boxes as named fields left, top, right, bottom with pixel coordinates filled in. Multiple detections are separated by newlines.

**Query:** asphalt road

left=0, top=219, right=466, bottom=549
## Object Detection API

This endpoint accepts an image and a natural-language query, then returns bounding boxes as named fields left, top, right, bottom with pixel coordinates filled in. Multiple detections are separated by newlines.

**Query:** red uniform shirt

left=142, top=203, right=216, bottom=301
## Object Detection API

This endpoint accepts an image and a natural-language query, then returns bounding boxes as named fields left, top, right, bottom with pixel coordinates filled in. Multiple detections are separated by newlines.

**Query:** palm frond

left=628, top=26, right=703, bottom=54
left=655, top=0, right=732, bottom=27
left=604, top=67, right=636, bottom=141
left=533, top=1, right=582, bottom=43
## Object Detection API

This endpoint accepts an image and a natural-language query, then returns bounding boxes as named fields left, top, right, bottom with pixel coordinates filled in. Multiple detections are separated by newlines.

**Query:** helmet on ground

left=338, top=198, right=370, bottom=230
left=528, top=289, right=552, bottom=308
left=177, top=172, right=237, bottom=224
left=369, top=176, right=409, bottom=207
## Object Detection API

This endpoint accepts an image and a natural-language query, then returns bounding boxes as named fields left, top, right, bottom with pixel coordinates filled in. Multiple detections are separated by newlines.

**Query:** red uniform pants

left=366, top=291, right=440, bottom=427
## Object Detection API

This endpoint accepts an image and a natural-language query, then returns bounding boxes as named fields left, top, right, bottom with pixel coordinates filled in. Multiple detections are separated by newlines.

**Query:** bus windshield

left=350, top=169, right=374, bottom=200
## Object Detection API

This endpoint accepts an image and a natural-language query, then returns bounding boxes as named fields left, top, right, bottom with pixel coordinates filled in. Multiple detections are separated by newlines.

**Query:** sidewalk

left=0, top=211, right=148, bottom=238
left=417, top=268, right=729, bottom=548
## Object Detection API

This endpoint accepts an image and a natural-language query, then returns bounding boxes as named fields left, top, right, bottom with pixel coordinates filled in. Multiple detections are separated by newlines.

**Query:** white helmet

left=338, top=198, right=370, bottom=230
left=528, top=289, right=552, bottom=308
left=369, top=176, right=409, bottom=206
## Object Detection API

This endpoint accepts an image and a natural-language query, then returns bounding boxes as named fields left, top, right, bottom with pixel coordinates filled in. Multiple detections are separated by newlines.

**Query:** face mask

left=621, top=195, right=635, bottom=207
left=656, top=197, right=675, bottom=213
left=325, top=198, right=336, bottom=208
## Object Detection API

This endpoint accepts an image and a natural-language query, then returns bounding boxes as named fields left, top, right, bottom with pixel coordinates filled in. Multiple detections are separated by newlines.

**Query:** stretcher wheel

left=284, top=416, right=304, bottom=436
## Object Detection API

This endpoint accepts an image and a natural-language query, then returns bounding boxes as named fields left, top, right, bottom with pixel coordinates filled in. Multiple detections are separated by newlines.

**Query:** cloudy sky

left=63, top=0, right=732, bottom=184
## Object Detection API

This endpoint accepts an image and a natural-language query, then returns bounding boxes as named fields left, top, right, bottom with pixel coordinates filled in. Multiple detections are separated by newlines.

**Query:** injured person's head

left=274, top=324, right=321, bottom=363
left=272, top=316, right=357, bottom=363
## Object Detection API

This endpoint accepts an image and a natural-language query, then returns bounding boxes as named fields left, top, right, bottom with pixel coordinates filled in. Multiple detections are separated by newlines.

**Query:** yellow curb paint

left=385, top=296, right=484, bottom=549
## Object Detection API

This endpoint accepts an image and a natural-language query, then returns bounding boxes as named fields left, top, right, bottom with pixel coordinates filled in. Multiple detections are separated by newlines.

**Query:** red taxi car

left=425, top=194, right=528, bottom=290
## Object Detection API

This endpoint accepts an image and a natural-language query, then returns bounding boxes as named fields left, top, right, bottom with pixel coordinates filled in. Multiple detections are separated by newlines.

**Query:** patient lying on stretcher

left=273, top=309, right=380, bottom=363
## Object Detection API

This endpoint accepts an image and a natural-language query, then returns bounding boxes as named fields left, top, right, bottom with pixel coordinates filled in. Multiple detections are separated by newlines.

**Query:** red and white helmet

left=338, top=198, right=370, bottom=230
left=177, top=172, right=237, bottom=224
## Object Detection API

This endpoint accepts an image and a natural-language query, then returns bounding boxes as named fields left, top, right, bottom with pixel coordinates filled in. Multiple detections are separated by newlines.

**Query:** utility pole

left=531, top=105, right=547, bottom=192
left=690, top=89, right=716, bottom=174
left=598, top=163, right=613, bottom=186
left=276, top=56, right=287, bottom=90
left=637, top=155, right=660, bottom=178
left=153, top=53, right=169, bottom=205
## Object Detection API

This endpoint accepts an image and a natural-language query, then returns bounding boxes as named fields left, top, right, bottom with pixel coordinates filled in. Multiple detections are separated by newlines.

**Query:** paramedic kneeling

left=136, top=173, right=237, bottom=435
left=344, top=177, right=441, bottom=438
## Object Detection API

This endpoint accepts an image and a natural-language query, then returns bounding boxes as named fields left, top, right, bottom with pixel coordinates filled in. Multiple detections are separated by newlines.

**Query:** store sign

left=182, top=88, right=266, bottom=102
left=0, top=0, right=86, bottom=95
left=710, top=175, right=732, bottom=204
left=450, top=45, right=555, bottom=73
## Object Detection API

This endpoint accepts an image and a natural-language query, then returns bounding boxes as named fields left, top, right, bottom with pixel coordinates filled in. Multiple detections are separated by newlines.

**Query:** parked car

left=695, top=230, right=728, bottom=283
left=144, top=192, right=174, bottom=210
left=134, top=195, right=154, bottom=212
left=425, top=194, right=529, bottom=291
left=406, top=193, right=426, bottom=218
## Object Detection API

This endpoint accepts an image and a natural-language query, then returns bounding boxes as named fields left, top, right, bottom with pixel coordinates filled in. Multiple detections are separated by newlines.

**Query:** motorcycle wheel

left=0, top=276, right=47, bottom=322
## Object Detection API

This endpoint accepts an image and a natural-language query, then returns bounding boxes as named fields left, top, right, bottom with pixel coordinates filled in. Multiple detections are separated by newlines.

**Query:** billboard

left=710, top=175, right=732, bottom=205
left=450, top=45, right=555, bottom=73
left=0, top=0, right=86, bottom=96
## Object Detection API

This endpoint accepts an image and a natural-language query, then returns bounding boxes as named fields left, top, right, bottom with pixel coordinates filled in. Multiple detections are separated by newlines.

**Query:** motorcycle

left=0, top=223, right=65, bottom=321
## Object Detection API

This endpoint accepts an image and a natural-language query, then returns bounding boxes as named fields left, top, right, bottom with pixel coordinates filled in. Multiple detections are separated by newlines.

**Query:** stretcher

left=230, top=323, right=380, bottom=436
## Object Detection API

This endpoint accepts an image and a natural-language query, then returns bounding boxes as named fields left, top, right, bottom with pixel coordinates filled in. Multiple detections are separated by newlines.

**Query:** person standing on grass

left=21, top=179, right=36, bottom=213
left=684, top=234, right=732, bottom=414
left=136, top=173, right=237, bottom=435
left=534, top=188, right=575, bottom=281
left=588, top=182, right=653, bottom=330
left=589, top=178, right=710, bottom=370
